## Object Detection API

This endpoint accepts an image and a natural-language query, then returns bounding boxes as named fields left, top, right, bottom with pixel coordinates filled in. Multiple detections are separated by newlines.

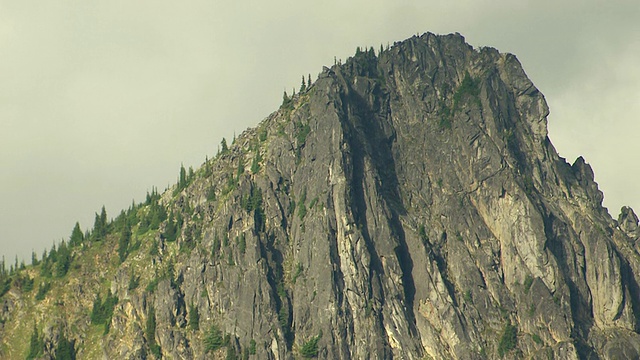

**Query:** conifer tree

left=55, top=241, right=71, bottom=277
left=92, top=206, right=108, bottom=241
left=100, top=206, right=107, bottom=230
left=237, top=157, right=245, bottom=177
left=149, top=202, right=167, bottom=230
left=26, top=323, right=43, bottom=359
left=189, top=303, right=200, bottom=330
left=54, top=332, right=75, bottom=360
left=128, top=270, right=140, bottom=290
left=163, top=212, right=179, bottom=242
left=70, top=222, right=84, bottom=247
left=204, top=324, right=224, bottom=352
left=31, top=251, right=38, bottom=266
left=221, top=138, right=229, bottom=154
left=146, top=305, right=161, bottom=358
left=118, top=224, right=132, bottom=263
left=39, top=257, right=52, bottom=278
left=179, top=164, right=187, bottom=190
left=48, top=243, right=57, bottom=262
left=251, top=151, right=262, bottom=174
left=300, top=76, right=306, bottom=93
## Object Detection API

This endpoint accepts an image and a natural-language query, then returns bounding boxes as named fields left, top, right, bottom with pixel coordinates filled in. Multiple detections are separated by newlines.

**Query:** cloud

left=549, top=41, right=640, bottom=212
left=0, top=0, right=638, bottom=262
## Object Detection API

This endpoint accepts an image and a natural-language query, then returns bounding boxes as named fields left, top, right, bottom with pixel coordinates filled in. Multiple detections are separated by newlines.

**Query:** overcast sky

left=1, top=0, right=638, bottom=264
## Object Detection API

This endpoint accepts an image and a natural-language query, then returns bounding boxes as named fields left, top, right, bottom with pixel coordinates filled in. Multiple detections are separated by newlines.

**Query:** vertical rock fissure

left=543, top=213, right=597, bottom=357
left=347, top=78, right=421, bottom=347
left=617, top=250, right=640, bottom=332
left=338, top=89, right=393, bottom=357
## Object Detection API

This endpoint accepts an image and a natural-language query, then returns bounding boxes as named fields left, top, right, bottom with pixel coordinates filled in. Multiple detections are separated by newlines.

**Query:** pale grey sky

left=1, top=0, right=639, bottom=264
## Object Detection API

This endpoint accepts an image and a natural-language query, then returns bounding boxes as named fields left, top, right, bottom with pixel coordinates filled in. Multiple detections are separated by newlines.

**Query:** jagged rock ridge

left=2, top=32, right=640, bottom=359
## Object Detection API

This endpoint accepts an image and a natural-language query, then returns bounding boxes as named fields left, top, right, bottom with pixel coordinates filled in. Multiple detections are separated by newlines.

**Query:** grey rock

left=619, top=206, right=639, bottom=236
left=2, top=32, right=640, bottom=360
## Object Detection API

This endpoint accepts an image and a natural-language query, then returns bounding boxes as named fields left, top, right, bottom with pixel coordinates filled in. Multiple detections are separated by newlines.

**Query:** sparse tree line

left=0, top=91, right=324, bottom=359
left=0, top=142, right=270, bottom=357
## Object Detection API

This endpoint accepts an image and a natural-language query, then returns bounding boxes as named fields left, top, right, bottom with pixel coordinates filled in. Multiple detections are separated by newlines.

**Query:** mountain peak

left=2, top=32, right=639, bottom=360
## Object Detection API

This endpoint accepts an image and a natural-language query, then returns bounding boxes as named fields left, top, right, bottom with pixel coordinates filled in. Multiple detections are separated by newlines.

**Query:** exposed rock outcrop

left=2, top=32, right=640, bottom=360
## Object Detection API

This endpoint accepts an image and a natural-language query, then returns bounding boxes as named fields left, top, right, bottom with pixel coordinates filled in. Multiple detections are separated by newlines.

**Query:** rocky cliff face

left=2, top=32, right=640, bottom=360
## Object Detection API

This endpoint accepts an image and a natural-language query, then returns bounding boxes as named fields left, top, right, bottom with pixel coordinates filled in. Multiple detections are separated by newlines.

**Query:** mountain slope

left=2, top=32, right=640, bottom=360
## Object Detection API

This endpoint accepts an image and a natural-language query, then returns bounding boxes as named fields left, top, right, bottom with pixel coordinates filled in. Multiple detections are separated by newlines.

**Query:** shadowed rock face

left=2, top=32, right=640, bottom=360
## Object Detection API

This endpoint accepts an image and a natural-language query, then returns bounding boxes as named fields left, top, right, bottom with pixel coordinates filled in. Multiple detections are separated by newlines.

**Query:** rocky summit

left=2, top=32, right=640, bottom=360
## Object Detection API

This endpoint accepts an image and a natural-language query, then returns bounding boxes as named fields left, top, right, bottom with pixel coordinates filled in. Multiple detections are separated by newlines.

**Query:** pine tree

left=90, top=290, right=118, bottom=328
left=128, top=270, right=140, bottom=290
left=221, top=138, right=229, bottom=154
left=92, top=206, right=108, bottom=241
left=100, top=206, right=107, bottom=231
left=69, top=222, right=84, bottom=247
left=188, top=303, right=200, bottom=330
left=127, top=201, right=139, bottom=228
left=250, top=151, right=262, bottom=174
left=163, top=212, right=179, bottom=242
left=300, top=334, right=320, bottom=358
left=35, top=281, right=51, bottom=300
left=55, top=241, right=71, bottom=277
left=237, top=157, right=245, bottom=177
left=300, top=75, right=306, bottom=93
left=118, top=224, right=132, bottom=263
left=54, top=332, right=76, bottom=360
left=90, top=294, right=103, bottom=324
left=31, top=251, right=39, bottom=266
left=179, top=164, right=187, bottom=189
left=26, top=323, right=43, bottom=359
left=149, top=202, right=167, bottom=230
left=39, top=259, right=52, bottom=278
left=48, top=243, right=57, bottom=262
left=226, top=346, right=237, bottom=360
left=204, top=324, right=224, bottom=352
left=146, top=305, right=161, bottom=358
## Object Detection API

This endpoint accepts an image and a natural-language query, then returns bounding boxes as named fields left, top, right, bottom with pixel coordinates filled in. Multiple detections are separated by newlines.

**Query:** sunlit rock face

left=2, top=33, right=640, bottom=360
